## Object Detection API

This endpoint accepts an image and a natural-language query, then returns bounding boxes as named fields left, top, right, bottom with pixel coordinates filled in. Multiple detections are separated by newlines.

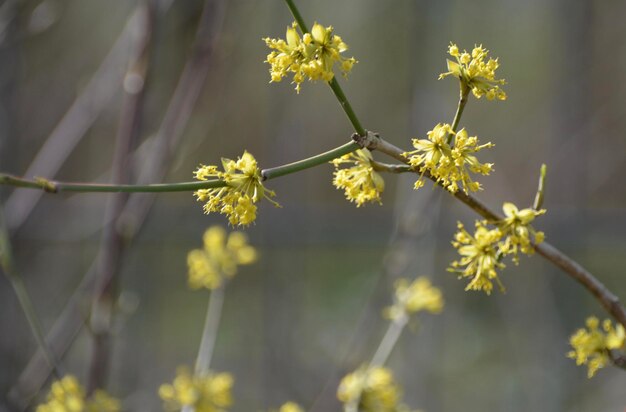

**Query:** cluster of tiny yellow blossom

left=187, top=226, right=257, bottom=290
left=159, top=367, right=233, bottom=412
left=440, top=43, right=506, bottom=100
left=331, top=149, right=384, bottom=207
left=194, top=151, right=279, bottom=226
left=264, top=22, right=356, bottom=92
left=568, top=317, right=625, bottom=378
left=384, top=277, right=444, bottom=322
left=36, top=375, right=120, bottom=412
left=449, top=203, right=546, bottom=294
left=273, top=402, right=304, bottom=412
left=337, top=366, right=419, bottom=412
left=498, top=202, right=546, bottom=264
left=404, top=123, right=494, bottom=194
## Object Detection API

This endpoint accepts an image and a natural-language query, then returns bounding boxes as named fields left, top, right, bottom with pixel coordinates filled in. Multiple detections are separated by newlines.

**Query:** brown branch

left=7, top=0, right=227, bottom=408
left=3, top=8, right=142, bottom=231
left=86, top=0, right=154, bottom=394
left=354, top=132, right=626, bottom=329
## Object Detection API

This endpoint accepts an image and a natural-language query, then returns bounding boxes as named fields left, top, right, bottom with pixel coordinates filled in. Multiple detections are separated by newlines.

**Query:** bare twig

left=3, top=8, right=141, bottom=231
left=86, top=0, right=154, bottom=393
left=7, top=0, right=227, bottom=408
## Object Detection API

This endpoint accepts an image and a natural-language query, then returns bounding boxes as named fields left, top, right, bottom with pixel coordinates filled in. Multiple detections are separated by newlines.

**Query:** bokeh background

left=1, top=0, right=626, bottom=411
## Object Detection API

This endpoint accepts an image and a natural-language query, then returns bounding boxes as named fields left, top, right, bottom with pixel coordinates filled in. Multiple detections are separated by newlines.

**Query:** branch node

left=34, top=177, right=58, bottom=193
left=352, top=130, right=379, bottom=150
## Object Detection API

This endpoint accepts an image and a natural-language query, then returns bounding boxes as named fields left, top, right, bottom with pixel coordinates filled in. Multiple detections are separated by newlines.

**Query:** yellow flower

left=405, top=124, right=493, bottom=194
left=449, top=221, right=505, bottom=295
left=187, top=226, right=257, bottom=291
left=337, top=367, right=400, bottom=412
left=264, top=22, right=356, bottom=93
left=36, top=375, right=120, bottom=412
left=498, top=202, right=546, bottom=264
left=440, top=43, right=506, bottom=100
left=194, top=151, right=279, bottom=226
left=384, top=277, right=444, bottom=322
left=331, top=149, right=384, bottom=207
left=277, top=402, right=305, bottom=412
left=568, top=317, right=626, bottom=378
left=159, top=367, right=234, bottom=412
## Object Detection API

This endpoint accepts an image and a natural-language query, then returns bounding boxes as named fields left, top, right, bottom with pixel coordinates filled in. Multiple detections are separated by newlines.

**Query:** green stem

left=328, top=78, right=367, bottom=137
left=0, top=207, right=63, bottom=378
left=195, top=285, right=225, bottom=375
left=0, top=174, right=225, bottom=193
left=261, top=141, right=359, bottom=180
left=533, top=164, right=547, bottom=210
left=284, top=0, right=309, bottom=32
left=369, top=316, right=407, bottom=367
left=447, top=84, right=469, bottom=144
left=284, top=0, right=367, bottom=137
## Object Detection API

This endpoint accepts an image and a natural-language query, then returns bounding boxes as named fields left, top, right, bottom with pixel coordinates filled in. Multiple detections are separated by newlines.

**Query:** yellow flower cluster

left=194, top=151, right=279, bottom=226
left=159, top=367, right=234, bottom=412
left=449, top=202, right=546, bottom=294
left=440, top=43, right=506, bottom=100
left=499, top=202, right=546, bottom=264
left=264, top=22, right=357, bottom=93
left=331, top=149, right=384, bottom=207
left=36, top=375, right=120, bottom=412
left=450, top=221, right=505, bottom=295
left=337, top=367, right=400, bottom=412
left=384, top=277, right=444, bottom=322
left=276, top=402, right=304, bottom=412
left=568, top=317, right=625, bottom=378
left=187, top=226, right=257, bottom=290
left=405, top=123, right=494, bottom=194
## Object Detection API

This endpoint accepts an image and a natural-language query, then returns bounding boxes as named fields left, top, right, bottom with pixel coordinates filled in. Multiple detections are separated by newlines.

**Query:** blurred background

left=1, top=0, right=625, bottom=410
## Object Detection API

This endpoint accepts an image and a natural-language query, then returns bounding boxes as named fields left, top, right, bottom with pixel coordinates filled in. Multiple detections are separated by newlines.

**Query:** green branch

left=284, top=0, right=366, bottom=137
left=261, top=141, right=359, bottom=180
left=0, top=174, right=226, bottom=193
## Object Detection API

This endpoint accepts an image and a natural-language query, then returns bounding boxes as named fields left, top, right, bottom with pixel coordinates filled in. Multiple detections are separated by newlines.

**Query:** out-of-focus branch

left=3, top=8, right=142, bottom=231
left=0, top=206, right=63, bottom=379
left=86, top=0, right=154, bottom=394
left=8, top=0, right=227, bottom=408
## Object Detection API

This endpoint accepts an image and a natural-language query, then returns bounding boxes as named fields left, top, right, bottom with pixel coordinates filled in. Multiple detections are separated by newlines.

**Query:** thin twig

left=3, top=8, right=142, bottom=231
left=369, top=317, right=408, bottom=367
left=87, top=0, right=154, bottom=393
left=0, top=206, right=63, bottom=379
left=8, top=0, right=228, bottom=408
left=195, top=286, right=225, bottom=375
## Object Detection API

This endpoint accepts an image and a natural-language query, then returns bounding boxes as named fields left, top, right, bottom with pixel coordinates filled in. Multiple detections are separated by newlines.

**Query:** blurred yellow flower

left=337, top=366, right=401, bottom=412
left=194, top=151, right=279, bottom=226
left=440, top=43, right=506, bottom=100
left=277, top=402, right=304, bottom=412
left=384, top=277, right=444, bottom=322
left=568, top=317, right=625, bottom=378
left=187, top=226, right=257, bottom=290
left=331, top=148, right=384, bottom=207
left=449, top=221, right=505, bottom=295
left=405, top=123, right=493, bottom=194
left=498, top=202, right=546, bottom=263
left=264, top=22, right=356, bottom=93
left=36, top=375, right=120, bottom=412
left=159, top=367, right=233, bottom=412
